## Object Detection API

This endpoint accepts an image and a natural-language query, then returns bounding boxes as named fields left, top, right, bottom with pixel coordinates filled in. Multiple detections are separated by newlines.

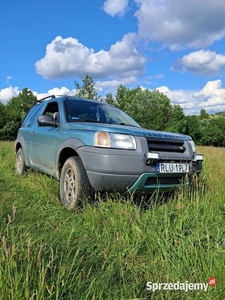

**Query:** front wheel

left=60, top=156, right=92, bottom=208
left=15, top=148, right=26, bottom=175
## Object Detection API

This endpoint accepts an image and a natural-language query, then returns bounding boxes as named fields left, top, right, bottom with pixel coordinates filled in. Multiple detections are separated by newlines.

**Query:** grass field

left=0, top=142, right=225, bottom=300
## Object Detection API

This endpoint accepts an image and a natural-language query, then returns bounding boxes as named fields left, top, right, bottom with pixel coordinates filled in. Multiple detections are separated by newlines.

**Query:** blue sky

left=1, top=0, right=225, bottom=114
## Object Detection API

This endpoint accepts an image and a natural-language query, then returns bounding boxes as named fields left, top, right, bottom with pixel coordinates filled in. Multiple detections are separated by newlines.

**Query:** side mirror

left=38, top=115, right=58, bottom=127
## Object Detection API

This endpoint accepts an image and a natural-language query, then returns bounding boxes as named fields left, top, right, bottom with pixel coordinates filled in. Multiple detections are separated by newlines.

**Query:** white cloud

left=157, top=86, right=195, bottom=106
left=157, top=80, right=225, bottom=114
left=134, top=0, right=225, bottom=49
left=35, top=34, right=146, bottom=80
left=193, top=80, right=225, bottom=109
left=95, top=76, right=137, bottom=93
left=97, top=76, right=137, bottom=88
left=103, top=0, right=129, bottom=17
left=33, top=87, right=76, bottom=101
left=0, top=86, right=76, bottom=104
left=0, top=86, right=20, bottom=104
left=172, top=50, right=225, bottom=75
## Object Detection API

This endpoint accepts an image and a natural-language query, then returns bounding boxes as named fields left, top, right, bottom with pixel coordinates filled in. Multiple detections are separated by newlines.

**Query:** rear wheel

left=15, top=148, right=26, bottom=175
left=60, top=156, right=92, bottom=208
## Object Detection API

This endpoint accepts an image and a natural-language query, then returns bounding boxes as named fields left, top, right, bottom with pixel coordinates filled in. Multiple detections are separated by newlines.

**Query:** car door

left=28, top=101, right=60, bottom=175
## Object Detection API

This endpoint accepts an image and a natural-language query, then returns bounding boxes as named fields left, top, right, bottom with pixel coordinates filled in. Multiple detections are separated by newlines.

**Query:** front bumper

left=128, top=171, right=201, bottom=193
left=77, top=144, right=204, bottom=193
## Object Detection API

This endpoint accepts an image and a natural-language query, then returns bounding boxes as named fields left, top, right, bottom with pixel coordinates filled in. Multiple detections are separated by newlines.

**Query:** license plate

left=156, top=162, right=190, bottom=173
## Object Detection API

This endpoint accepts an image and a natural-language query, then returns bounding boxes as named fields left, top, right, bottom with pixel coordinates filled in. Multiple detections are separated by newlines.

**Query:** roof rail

left=37, top=95, right=56, bottom=103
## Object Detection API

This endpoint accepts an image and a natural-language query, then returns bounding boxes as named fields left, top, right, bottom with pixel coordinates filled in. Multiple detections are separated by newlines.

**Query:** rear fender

left=15, top=137, right=30, bottom=167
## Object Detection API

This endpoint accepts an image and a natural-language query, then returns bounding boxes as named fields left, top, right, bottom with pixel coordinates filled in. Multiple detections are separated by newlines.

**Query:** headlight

left=189, top=140, right=196, bottom=153
left=94, top=132, right=136, bottom=150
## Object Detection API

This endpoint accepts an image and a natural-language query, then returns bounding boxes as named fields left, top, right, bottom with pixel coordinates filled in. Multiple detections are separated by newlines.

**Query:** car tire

left=60, top=156, right=93, bottom=208
left=15, top=148, right=26, bottom=175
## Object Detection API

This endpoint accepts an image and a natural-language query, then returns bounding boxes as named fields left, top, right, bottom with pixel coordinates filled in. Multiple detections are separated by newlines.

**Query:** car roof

left=36, top=95, right=115, bottom=108
left=37, top=95, right=97, bottom=103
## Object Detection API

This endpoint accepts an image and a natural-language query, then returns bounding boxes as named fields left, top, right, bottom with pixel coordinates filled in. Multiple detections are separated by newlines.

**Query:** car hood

left=64, top=122, right=191, bottom=141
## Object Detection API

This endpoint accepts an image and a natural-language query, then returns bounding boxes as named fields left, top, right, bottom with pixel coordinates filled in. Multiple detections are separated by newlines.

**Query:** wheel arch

left=15, top=141, right=22, bottom=152
left=15, top=138, right=29, bottom=167
left=56, top=138, right=84, bottom=179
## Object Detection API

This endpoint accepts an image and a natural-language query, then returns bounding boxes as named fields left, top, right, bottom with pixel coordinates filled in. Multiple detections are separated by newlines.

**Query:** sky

left=1, top=0, right=225, bottom=115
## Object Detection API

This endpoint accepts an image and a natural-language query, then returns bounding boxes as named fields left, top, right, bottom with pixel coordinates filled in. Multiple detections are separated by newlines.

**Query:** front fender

left=56, top=138, right=85, bottom=178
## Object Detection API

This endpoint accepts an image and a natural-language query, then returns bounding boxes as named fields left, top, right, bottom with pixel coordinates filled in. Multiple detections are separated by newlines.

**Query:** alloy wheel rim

left=64, top=168, right=76, bottom=203
left=17, top=153, right=22, bottom=173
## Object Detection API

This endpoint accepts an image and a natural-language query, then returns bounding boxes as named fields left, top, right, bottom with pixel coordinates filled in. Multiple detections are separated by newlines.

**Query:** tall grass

left=0, top=142, right=225, bottom=299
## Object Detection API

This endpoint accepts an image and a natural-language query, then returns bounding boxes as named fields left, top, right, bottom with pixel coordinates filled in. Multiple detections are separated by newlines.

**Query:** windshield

left=64, top=100, right=141, bottom=127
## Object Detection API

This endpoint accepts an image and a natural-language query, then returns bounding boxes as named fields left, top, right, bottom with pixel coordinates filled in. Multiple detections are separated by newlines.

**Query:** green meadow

left=0, top=142, right=225, bottom=300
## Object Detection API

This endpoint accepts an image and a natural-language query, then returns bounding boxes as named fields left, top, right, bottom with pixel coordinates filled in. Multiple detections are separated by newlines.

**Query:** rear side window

left=22, top=104, right=42, bottom=127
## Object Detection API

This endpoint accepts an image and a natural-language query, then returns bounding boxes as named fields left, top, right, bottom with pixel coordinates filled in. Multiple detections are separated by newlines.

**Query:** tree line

left=1, top=76, right=225, bottom=147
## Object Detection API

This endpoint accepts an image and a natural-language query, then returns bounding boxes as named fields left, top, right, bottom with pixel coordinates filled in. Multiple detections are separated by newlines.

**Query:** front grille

left=146, top=137, right=185, bottom=153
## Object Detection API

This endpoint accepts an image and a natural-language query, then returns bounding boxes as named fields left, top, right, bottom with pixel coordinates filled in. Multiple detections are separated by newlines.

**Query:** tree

left=74, top=74, right=100, bottom=100
left=104, top=93, right=115, bottom=106
left=6, top=88, right=36, bottom=118
left=2, top=88, right=37, bottom=140
left=71, top=75, right=225, bottom=147
left=200, top=117, right=225, bottom=147
left=112, top=85, right=142, bottom=111
left=166, top=104, right=187, bottom=134
left=123, top=89, right=173, bottom=130
left=0, top=102, right=6, bottom=129
left=0, top=102, right=7, bottom=140
left=185, top=115, right=202, bottom=144
left=199, top=109, right=209, bottom=120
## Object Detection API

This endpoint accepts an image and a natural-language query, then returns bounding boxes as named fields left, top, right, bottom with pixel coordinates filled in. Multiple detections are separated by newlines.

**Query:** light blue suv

left=15, top=95, right=203, bottom=208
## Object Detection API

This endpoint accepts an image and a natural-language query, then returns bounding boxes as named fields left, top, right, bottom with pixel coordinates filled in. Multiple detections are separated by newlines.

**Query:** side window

left=42, top=101, right=60, bottom=122
left=43, top=102, right=59, bottom=117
